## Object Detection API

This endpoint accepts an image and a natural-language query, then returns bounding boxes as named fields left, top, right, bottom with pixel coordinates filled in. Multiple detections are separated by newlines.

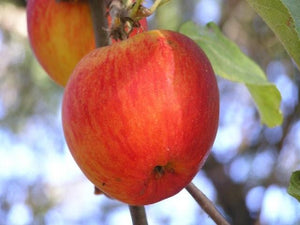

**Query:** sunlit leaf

left=179, top=21, right=283, bottom=127
left=247, top=84, right=282, bottom=127
left=246, top=0, right=300, bottom=70
left=288, top=171, right=300, bottom=202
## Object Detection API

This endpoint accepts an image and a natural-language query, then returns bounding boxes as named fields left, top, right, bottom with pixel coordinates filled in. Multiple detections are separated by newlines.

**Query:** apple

left=62, top=30, right=219, bottom=205
left=27, top=0, right=147, bottom=86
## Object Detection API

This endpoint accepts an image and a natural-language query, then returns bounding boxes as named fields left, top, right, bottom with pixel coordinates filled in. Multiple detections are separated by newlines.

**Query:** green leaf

left=179, top=21, right=283, bottom=127
left=281, top=0, right=300, bottom=34
left=247, top=84, right=282, bottom=127
left=288, top=171, right=300, bottom=202
left=246, top=0, right=300, bottom=70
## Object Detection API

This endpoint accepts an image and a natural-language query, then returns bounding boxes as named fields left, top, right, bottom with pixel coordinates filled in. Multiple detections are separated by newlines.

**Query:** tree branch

left=129, top=205, right=148, bottom=225
left=186, top=182, right=230, bottom=225
left=88, top=0, right=109, bottom=47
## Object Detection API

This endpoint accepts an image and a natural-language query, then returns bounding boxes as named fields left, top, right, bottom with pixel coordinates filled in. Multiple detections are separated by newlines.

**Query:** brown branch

left=129, top=205, right=148, bottom=225
left=88, top=0, right=109, bottom=47
left=186, top=182, right=230, bottom=225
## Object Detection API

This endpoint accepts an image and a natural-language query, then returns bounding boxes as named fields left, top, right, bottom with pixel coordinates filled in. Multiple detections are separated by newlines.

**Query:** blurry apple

left=62, top=30, right=219, bottom=205
left=27, top=0, right=147, bottom=86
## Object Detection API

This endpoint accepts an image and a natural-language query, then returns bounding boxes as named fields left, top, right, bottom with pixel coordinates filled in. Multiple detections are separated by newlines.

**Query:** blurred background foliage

left=0, top=0, right=299, bottom=224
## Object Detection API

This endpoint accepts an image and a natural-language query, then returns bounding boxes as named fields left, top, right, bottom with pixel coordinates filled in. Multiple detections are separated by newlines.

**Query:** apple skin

left=62, top=30, right=219, bottom=205
left=26, top=0, right=147, bottom=86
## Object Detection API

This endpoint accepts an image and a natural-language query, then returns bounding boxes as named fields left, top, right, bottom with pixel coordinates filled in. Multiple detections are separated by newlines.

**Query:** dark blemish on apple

left=154, top=165, right=164, bottom=173
left=154, top=163, right=175, bottom=179
left=102, top=182, right=106, bottom=186
left=167, top=39, right=173, bottom=44
left=154, top=165, right=165, bottom=179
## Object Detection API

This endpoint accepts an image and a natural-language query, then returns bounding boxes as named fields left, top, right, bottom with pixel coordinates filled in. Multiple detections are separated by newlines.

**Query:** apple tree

left=0, top=0, right=299, bottom=224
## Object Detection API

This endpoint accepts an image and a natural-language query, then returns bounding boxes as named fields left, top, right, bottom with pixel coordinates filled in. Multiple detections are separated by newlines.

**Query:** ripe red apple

left=27, top=0, right=147, bottom=86
left=62, top=30, right=219, bottom=205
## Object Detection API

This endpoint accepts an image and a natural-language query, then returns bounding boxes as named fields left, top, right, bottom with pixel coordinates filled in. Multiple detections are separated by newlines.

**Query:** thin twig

left=108, top=0, right=123, bottom=19
left=130, top=0, right=143, bottom=16
left=186, top=182, right=230, bottom=225
left=88, top=0, right=109, bottom=47
left=129, top=205, right=149, bottom=225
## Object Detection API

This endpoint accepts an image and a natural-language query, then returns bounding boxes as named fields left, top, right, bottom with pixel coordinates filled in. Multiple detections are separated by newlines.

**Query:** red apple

left=27, top=0, right=147, bottom=86
left=62, top=30, right=219, bottom=205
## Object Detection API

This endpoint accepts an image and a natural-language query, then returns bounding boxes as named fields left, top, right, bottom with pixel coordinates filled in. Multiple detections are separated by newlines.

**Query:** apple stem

left=129, top=205, right=149, bottom=225
left=186, top=182, right=230, bottom=225
left=130, top=0, right=143, bottom=16
left=148, top=0, right=167, bottom=14
left=88, top=0, right=110, bottom=47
